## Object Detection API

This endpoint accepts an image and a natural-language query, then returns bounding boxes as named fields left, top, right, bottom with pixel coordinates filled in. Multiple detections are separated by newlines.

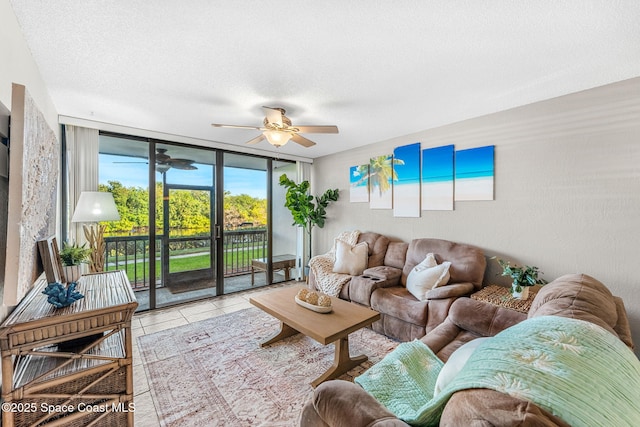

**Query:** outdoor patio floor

left=133, top=271, right=295, bottom=311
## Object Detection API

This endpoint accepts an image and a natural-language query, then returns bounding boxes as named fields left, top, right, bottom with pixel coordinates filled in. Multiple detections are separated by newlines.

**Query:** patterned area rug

left=138, top=307, right=399, bottom=427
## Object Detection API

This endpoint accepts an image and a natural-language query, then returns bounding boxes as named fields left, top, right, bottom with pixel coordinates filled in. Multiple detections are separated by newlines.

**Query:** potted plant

left=59, top=242, right=91, bottom=283
left=493, top=257, right=547, bottom=300
left=279, top=174, right=339, bottom=276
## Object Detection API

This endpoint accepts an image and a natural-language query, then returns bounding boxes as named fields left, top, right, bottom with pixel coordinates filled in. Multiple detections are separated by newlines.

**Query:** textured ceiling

left=9, top=0, right=640, bottom=159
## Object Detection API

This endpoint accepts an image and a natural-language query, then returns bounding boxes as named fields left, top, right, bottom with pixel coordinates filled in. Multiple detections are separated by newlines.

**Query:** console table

left=0, top=270, right=138, bottom=427
left=250, top=254, right=297, bottom=285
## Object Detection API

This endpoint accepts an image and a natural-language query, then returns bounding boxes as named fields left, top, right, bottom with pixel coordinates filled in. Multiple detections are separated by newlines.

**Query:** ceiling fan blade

left=291, top=133, right=316, bottom=148
left=295, top=125, right=339, bottom=134
left=113, top=161, right=148, bottom=164
left=211, top=124, right=263, bottom=130
left=172, top=163, right=198, bottom=170
left=262, top=106, right=283, bottom=127
left=246, top=134, right=266, bottom=145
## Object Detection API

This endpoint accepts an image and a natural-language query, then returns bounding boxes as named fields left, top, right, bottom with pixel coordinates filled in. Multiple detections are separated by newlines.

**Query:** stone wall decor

left=4, top=84, right=59, bottom=305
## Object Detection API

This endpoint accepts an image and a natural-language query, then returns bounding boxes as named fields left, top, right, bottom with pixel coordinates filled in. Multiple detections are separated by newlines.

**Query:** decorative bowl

left=295, top=296, right=333, bottom=313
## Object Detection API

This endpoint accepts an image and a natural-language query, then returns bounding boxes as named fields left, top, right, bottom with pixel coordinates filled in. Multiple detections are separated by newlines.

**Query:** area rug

left=138, top=307, right=399, bottom=427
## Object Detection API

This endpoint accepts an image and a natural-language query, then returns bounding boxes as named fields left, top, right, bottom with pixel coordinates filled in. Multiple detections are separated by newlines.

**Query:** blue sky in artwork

left=422, top=144, right=454, bottom=183
left=393, top=142, right=421, bottom=185
left=455, top=145, right=495, bottom=179
left=100, top=154, right=267, bottom=198
left=350, top=165, right=368, bottom=187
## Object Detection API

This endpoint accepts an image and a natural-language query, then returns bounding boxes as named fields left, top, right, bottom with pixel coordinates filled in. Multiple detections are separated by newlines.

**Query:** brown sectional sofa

left=301, top=274, right=636, bottom=427
left=308, top=232, right=487, bottom=342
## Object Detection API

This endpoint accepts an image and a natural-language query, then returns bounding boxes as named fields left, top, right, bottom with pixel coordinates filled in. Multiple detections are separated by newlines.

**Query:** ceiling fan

left=155, top=148, right=197, bottom=171
left=211, top=106, right=339, bottom=148
left=113, top=148, right=197, bottom=172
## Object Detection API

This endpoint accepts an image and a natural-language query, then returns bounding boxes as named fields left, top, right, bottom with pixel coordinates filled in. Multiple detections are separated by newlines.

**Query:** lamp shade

left=71, top=192, right=120, bottom=223
left=263, top=130, right=292, bottom=147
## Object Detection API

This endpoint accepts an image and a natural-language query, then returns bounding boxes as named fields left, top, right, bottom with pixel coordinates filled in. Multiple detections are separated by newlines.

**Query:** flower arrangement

left=493, top=257, right=547, bottom=296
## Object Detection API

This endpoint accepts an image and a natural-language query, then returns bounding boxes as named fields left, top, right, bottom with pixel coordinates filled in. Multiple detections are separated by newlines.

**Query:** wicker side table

left=471, top=284, right=541, bottom=313
left=0, top=270, right=137, bottom=427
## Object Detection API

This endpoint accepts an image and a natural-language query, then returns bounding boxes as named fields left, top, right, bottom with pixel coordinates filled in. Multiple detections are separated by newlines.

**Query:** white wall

left=0, top=0, right=59, bottom=319
left=312, top=77, right=640, bottom=357
left=0, top=0, right=59, bottom=138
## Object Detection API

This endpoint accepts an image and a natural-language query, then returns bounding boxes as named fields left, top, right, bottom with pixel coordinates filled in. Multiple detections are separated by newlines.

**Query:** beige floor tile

left=133, top=363, right=150, bottom=396
left=222, top=300, right=253, bottom=314
left=178, top=300, right=218, bottom=317
left=131, top=326, right=147, bottom=342
left=184, top=307, right=227, bottom=323
left=132, top=340, right=143, bottom=367
left=142, top=317, right=189, bottom=335
left=137, top=309, right=185, bottom=327
left=131, top=317, right=143, bottom=330
left=132, top=391, right=160, bottom=427
left=210, top=296, right=246, bottom=309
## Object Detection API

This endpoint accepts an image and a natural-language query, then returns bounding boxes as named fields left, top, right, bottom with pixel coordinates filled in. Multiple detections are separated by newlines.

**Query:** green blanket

left=355, top=316, right=640, bottom=426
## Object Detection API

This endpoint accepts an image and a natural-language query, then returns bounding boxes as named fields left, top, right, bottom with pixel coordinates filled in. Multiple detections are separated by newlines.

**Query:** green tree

left=99, top=181, right=267, bottom=235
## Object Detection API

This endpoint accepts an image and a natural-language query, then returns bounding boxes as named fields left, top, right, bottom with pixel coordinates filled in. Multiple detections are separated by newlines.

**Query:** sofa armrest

left=448, top=297, right=526, bottom=336
left=349, top=266, right=402, bottom=306
left=425, top=282, right=475, bottom=300
left=421, top=318, right=484, bottom=362
left=301, top=380, right=408, bottom=427
left=362, top=266, right=402, bottom=282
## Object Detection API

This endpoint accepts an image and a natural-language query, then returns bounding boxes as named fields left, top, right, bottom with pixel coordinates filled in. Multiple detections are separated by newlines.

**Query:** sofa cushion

left=383, top=241, right=409, bottom=270
left=402, top=239, right=486, bottom=290
left=528, top=273, right=619, bottom=337
left=371, top=286, right=429, bottom=326
left=333, top=240, right=368, bottom=275
left=358, top=232, right=391, bottom=268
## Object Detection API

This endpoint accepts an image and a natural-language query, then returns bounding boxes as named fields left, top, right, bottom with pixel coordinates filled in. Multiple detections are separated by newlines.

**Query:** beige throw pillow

left=332, top=240, right=368, bottom=276
left=406, top=253, right=451, bottom=301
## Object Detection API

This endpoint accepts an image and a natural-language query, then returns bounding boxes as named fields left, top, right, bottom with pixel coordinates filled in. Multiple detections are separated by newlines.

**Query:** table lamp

left=71, top=191, right=120, bottom=273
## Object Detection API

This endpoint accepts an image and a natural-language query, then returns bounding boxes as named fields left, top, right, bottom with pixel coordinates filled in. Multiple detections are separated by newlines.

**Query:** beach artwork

left=455, top=145, right=495, bottom=201
left=422, top=144, right=454, bottom=210
left=349, top=164, right=370, bottom=202
left=369, top=154, right=396, bottom=209
left=393, top=142, right=421, bottom=217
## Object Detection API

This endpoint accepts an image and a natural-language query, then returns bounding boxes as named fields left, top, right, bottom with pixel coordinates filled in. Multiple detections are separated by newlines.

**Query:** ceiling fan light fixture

left=263, top=129, right=292, bottom=147
left=156, top=163, right=171, bottom=174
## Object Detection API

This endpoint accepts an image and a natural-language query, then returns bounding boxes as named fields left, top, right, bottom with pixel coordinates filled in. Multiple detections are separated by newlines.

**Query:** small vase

left=63, top=264, right=87, bottom=283
left=511, top=285, right=529, bottom=300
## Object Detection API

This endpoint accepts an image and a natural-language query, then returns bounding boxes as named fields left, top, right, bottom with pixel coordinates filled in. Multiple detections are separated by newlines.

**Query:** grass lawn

left=111, top=248, right=265, bottom=283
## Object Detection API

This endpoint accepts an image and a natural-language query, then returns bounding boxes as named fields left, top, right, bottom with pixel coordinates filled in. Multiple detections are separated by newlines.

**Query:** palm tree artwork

left=364, top=154, right=404, bottom=209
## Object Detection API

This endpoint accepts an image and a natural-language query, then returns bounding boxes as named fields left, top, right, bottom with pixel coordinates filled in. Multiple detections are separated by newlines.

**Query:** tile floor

left=130, top=281, right=298, bottom=426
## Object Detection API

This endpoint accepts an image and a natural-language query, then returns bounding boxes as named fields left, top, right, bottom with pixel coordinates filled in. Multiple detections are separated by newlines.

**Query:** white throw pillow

left=433, top=337, right=491, bottom=396
left=332, top=240, right=368, bottom=275
left=406, top=255, right=451, bottom=301
left=414, top=253, right=438, bottom=271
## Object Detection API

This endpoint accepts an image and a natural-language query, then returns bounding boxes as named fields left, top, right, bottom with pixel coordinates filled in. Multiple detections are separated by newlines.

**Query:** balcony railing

left=104, top=229, right=267, bottom=290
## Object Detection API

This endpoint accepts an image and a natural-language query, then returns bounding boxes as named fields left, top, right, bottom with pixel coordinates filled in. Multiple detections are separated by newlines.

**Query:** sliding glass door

left=96, top=133, right=297, bottom=311
left=154, top=143, right=217, bottom=307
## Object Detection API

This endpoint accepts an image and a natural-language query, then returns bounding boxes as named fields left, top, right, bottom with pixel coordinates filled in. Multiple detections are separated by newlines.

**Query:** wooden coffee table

left=249, top=285, right=381, bottom=387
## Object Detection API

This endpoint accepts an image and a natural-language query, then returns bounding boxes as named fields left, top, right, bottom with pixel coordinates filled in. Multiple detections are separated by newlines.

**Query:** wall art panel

left=349, top=164, right=369, bottom=202
left=455, top=145, right=494, bottom=201
left=393, top=142, right=421, bottom=217
left=422, top=144, right=454, bottom=210
left=369, top=154, right=395, bottom=209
